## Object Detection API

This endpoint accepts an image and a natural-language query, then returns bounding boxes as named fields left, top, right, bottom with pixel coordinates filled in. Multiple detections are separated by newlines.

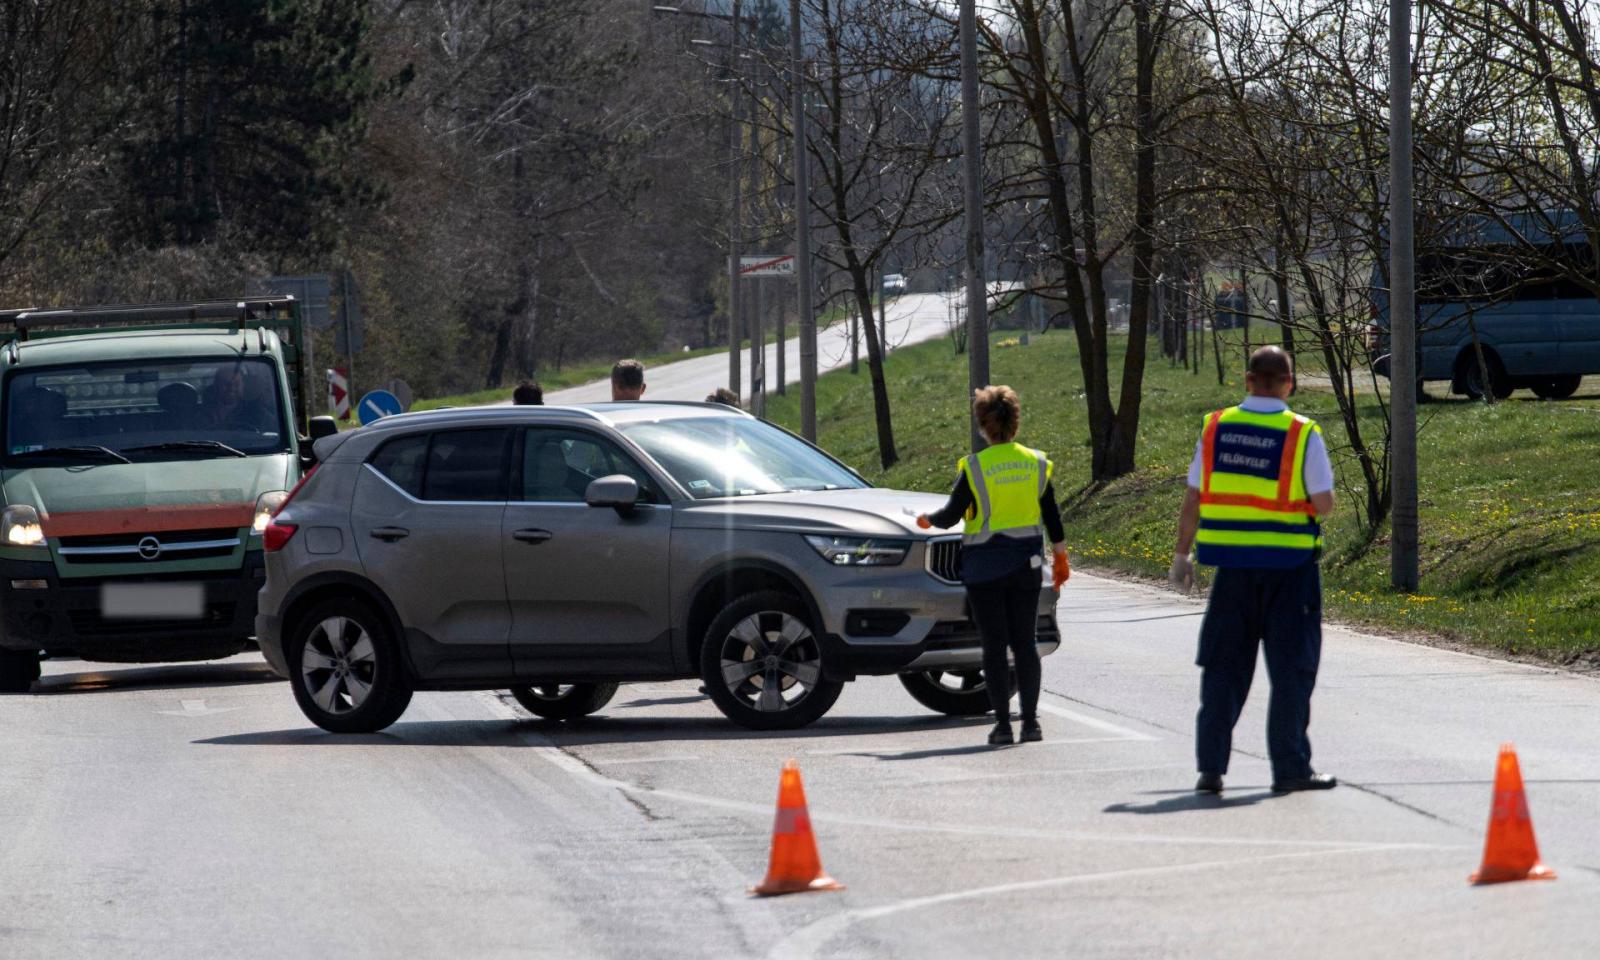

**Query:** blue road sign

left=357, top=389, right=404, bottom=425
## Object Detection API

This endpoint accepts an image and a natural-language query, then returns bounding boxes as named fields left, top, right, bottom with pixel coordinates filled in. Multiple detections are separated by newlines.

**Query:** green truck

left=0, top=297, right=336, bottom=691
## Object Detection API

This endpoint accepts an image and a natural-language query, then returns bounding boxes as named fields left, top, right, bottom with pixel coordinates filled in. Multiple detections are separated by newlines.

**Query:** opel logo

left=137, top=536, right=162, bottom=561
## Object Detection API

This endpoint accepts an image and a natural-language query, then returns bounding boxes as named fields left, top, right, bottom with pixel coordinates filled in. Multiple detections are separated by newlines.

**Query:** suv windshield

left=4, top=357, right=288, bottom=464
left=618, top=416, right=866, bottom=499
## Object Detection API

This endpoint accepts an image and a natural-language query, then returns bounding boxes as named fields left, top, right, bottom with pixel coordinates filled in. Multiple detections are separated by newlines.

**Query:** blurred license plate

left=100, top=583, right=205, bottom=620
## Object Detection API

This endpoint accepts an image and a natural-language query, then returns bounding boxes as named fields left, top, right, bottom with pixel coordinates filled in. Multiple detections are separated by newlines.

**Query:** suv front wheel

left=288, top=598, right=413, bottom=734
left=700, top=591, right=843, bottom=730
left=899, top=668, right=1009, bottom=716
left=510, top=682, right=620, bottom=720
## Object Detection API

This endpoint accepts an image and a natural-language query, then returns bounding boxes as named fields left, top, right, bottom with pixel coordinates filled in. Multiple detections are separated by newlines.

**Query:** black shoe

left=1272, top=773, right=1337, bottom=793
left=1195, top=773, right=1224, bottom=794
left=1020, top=719, right=1042, bottom=742
left=987, top=723, right=1014, bottom=746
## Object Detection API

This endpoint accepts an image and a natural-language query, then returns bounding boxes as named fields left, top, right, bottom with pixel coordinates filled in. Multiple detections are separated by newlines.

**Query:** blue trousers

left=1195, top=562, right=1322, bottom=780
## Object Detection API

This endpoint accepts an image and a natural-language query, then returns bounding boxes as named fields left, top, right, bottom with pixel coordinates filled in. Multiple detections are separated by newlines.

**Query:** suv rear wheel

left=700, top=591, right=843, bottom=730
left=288, top=598, right=413, bottom=733
left=510, top=682, right=620, bottom=720
left=0, top=649, right=40, bottom=693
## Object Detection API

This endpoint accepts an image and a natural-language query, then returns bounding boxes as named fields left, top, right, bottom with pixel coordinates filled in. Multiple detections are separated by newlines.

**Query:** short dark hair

left=1247, top=345, right=1294, bottom=391
left=705, top=388, right=739, bottom=406
left=973, top=385, right=1021, bottom=443
left=512, top=380, right=543, bottom=405
left=611, top=359, right=645, bottom=390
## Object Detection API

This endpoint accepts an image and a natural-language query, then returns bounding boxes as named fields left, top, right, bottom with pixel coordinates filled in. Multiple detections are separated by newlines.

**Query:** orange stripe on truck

left=41, top=503, right=255, bottom=538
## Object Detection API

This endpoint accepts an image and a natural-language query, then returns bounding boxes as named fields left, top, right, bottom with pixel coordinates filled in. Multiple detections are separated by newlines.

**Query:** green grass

left=766, top=329, right=1600, bottom=664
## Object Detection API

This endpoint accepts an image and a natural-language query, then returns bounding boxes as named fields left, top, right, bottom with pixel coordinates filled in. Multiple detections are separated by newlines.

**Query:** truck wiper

left=10, top=444, right=132, bottom=464
left=123, top=440, right=248, bottom=458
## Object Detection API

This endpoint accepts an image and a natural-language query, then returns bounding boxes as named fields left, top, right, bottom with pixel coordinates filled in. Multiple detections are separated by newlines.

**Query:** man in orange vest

left=1169, top=346, right=1338, bottom=795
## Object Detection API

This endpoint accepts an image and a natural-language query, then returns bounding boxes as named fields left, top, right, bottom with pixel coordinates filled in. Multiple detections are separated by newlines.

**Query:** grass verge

left=766, top=328, right=1600, bottom=665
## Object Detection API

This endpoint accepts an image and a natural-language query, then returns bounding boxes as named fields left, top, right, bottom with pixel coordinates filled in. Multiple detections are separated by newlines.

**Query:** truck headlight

left=252, top=490, right=289, bottom=535
left=804, top=535, right=909, bottom=567
left=1, top=504, right=44, bottom=547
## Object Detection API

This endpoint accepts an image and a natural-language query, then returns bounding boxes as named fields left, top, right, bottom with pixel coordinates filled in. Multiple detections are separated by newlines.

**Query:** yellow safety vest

left=958, top=441, right=1053, bottom=544
left=1195, top=405, right=1323, bottom=568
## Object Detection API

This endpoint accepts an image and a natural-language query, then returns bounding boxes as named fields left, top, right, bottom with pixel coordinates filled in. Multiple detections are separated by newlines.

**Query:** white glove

left=1168, top=552, right=1195, bottom=594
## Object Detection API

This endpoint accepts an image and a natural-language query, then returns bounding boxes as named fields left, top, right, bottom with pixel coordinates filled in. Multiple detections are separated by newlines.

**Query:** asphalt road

left=544, top=292, right=957, bottom=404
left=4, top=572, right=1597, bottom=958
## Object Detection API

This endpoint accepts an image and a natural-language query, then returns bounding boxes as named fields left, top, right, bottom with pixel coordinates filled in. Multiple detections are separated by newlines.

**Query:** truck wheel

left=700, top=590, right=843, bottom=731
left=898, top=669, right=1011, bottom=716
left=287, top=598, right=412, bottom=734
left=1531, top=375, right=1581, bottom=400
left=0, top=649, right=40, bottom=693
left=1459, top=351, right=1512, bottom=401
left=510, top=682, right=620, bottom=720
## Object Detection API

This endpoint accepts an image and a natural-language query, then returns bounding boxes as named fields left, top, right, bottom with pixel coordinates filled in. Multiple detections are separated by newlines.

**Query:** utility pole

left=960, top=0, right=988, bottom=451
left=1389, top=0, right=1419, bottom=592
left=747, top=51, right=762, bottom=415
left=791, top=0, right=816, bottom=440
left=726, top=0, right=744, bottom=398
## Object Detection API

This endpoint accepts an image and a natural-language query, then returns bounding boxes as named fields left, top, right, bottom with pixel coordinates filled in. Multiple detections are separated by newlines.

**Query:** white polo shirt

left=1185, top=396, right=1335, bottom=495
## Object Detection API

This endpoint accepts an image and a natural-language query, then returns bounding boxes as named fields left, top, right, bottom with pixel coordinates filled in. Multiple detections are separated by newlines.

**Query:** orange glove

left=916, top=514, right=932, bottom=530
left=1051, top=547, right=1070, bottom=591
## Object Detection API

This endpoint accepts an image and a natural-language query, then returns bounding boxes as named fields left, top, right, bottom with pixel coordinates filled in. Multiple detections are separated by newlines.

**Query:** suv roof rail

left=4, top=296, right=299, bottom=341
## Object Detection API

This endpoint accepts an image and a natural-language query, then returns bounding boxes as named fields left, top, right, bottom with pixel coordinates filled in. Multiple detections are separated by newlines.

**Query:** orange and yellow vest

left=1196, top=406, right=1323, bottom=568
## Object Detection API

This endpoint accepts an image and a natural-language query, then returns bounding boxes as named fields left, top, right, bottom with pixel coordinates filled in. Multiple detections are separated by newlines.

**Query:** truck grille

left=56, top=527, right=241, bottom=564
left=926, top=537, right=962, bottom=584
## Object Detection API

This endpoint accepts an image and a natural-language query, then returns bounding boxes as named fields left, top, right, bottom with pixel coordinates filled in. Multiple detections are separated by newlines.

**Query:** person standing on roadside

left=917, top=386, right=1070, bottom=747
left=611, top=360, right=646, bottom=401
left=512, top=380, right=543, bottom=405
left=1169, top=345, right=1338, bottom=795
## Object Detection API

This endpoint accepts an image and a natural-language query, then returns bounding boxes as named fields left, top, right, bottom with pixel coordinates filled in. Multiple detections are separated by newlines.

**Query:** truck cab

left=0, top=298, right=334, bottom=690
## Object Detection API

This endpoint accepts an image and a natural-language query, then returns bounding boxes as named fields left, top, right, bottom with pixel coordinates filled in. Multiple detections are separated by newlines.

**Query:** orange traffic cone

left=751, top=760, right=844, bottom=896
left=1470, top=743, right=1557, bottom=885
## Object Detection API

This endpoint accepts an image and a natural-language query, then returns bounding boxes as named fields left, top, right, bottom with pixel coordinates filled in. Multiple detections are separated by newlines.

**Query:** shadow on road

left=197, top=712, right=990, bottom=748
left=1103, top=790, right=1275, bottom=814
left=617, top=694, right=708, bottom=708
left=30, top=661, right=281, bottom=696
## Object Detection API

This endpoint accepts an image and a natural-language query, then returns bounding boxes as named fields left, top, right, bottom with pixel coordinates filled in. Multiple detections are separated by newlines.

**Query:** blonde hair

left=973, top=385, right=1020, bottom=443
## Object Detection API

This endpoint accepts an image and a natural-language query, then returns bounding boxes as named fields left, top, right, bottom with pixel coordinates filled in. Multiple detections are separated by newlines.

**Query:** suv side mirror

left=308, top=416, right=339, bottom=441
left=585, top=474, right=640, bottom=516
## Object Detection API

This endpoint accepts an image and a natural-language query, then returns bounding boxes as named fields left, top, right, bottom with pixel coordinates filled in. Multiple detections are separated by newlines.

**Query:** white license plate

left=100, top=583, right=205, bottom=620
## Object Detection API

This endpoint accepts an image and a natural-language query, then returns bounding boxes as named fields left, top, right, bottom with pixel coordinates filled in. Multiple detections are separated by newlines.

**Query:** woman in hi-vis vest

left=917, top=386, right=1070, bottom=746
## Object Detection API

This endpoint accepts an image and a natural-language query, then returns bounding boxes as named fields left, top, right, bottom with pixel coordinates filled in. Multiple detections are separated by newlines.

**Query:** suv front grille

left=56, top=527, right=241, bottom=564
left=926, top=537, right=961, bottom=584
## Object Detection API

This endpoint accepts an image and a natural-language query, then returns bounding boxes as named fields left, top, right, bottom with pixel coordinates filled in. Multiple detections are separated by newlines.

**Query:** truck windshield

left=4, top=357, right=289, bottom=464
left=617, top=416, right=866, bottom=499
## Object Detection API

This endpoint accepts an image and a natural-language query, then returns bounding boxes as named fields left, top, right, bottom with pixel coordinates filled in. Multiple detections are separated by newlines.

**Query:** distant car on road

left=882, top=274, right=907, bottom=295
left=256, top=403, right=1059, bottom=732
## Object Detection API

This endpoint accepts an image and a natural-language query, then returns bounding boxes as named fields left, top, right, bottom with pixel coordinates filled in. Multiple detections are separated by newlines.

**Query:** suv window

left=369, top=433, right=427, bottom=497
left=424, top=429, right=509, bottom=502
left=520, top=428, right=659, bottom=504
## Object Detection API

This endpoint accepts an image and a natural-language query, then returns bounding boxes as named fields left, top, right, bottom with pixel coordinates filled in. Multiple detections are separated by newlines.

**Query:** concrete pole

left=753, top=280, right=766, bottom=416
left=960, top=0, right=988, bottom=452
left=1389, top=0, right=1419, bottom=591
left=727, top=0, right=744, bottom=398
left=791, top=0, right=817, bottom=439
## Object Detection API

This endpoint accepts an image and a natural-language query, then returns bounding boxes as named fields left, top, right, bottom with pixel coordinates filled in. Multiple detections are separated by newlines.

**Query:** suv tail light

left=263, top=465, right=318, bottom=553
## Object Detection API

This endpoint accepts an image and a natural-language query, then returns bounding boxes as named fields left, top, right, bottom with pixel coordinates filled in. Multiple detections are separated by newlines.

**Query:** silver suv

left=255, top=403, right=1059, bottom=732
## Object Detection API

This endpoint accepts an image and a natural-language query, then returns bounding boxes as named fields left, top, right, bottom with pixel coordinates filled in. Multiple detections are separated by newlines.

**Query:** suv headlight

left=252, top=490, right=289, bottom=535
left=804, top=535, right=909, bottom=567
left=1, top=504, right=44, bottom=547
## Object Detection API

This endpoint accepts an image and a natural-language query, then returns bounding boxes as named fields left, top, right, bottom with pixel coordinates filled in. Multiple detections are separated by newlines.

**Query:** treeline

left=0, top=0, right=729, bottom=398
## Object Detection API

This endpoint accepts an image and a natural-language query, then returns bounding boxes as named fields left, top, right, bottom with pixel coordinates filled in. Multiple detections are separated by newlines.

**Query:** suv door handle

left=369, top=526, right=410, bottom=542
left=512, top=528, right=553, bottom=544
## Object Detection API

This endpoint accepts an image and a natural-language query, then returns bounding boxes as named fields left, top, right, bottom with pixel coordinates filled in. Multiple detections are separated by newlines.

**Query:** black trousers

left=1195, top=562, right=1322, bottom=780
left=966, top=563, right=1043, bottom=721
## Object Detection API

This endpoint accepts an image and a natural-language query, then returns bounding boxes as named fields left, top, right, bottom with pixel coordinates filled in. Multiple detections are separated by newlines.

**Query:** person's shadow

left=1104, top=789, right=1274, bottom=814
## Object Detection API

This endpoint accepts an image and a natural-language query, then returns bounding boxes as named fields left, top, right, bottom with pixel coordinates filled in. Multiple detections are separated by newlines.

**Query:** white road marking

left=589, top=754, right=703, bottom=765
left=471, top=692, right=1460, bottom=852
left=764, top=844, right=1443, bottom=960
left=156, top=698, right=236, bottom=717
left=1036, top=702, right=1160, bottom=741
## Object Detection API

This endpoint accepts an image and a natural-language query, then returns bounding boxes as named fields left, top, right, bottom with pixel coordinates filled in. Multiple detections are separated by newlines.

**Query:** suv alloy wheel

left=288, top=598, right=413, bottom=733
left=898, top=668, right=1012, bottom=716
left=699, top=590, right=843, bottom=730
